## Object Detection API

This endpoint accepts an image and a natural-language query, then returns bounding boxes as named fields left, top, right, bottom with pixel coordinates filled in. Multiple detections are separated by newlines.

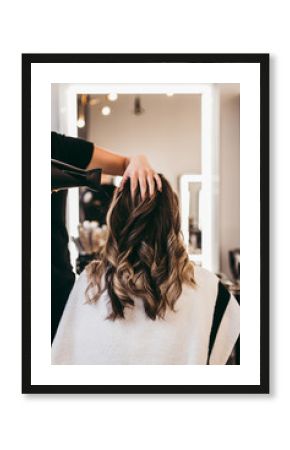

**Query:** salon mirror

left=77, top=92, right=204, bottom=264
left=51, top=83, right=240, bottom=280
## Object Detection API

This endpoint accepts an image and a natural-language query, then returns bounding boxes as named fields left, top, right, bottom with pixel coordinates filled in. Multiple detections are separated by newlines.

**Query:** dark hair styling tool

left=51, top=159, right=102, bottom=192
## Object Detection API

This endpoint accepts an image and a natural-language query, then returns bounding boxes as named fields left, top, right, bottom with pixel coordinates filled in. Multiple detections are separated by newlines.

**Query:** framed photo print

left=22, top=53, right=269, bottom=394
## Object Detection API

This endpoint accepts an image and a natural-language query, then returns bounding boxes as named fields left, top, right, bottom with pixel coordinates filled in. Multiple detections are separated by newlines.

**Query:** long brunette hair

left=85, top=175, right=195, bottom=319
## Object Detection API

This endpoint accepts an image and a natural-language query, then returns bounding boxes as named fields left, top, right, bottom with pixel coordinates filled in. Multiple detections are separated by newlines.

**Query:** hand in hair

left=120, top=154, right=162, bottom=200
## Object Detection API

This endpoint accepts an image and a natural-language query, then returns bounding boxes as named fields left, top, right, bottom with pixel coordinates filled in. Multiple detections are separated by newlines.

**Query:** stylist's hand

left=120, top=155, right=162, bottom=200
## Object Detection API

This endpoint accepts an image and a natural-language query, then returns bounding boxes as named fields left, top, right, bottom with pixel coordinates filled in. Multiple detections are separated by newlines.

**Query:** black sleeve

left=51, top=132, right=94, bottom=169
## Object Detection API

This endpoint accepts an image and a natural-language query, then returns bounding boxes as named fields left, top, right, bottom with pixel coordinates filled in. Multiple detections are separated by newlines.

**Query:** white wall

left=219, top=86, right=240, bottom=278
left=6, top=5, right=286, bottom=449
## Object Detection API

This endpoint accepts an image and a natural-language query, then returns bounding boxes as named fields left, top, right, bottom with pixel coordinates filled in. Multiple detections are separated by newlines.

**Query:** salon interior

left=51, top=83, right=240, bottom=328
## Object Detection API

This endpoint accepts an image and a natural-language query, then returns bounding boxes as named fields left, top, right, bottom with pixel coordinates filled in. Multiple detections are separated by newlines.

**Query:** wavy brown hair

left=85, top=174, right=195, bottom=320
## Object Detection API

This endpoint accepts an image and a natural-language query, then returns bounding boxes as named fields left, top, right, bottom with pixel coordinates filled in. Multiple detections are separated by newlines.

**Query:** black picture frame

left=22, top=53, right=269, bottom=394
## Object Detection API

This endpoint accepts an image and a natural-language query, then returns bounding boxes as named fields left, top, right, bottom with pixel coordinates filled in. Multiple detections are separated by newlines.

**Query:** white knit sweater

left=51, top=266, right=240, bottom=365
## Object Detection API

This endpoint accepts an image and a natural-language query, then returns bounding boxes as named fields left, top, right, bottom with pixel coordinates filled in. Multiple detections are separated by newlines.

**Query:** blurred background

left=51, top=84, right=240, bottom=290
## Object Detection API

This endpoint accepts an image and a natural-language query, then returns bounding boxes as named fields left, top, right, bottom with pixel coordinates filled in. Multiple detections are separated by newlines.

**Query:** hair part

left=85, top=175, right=195, bottom=320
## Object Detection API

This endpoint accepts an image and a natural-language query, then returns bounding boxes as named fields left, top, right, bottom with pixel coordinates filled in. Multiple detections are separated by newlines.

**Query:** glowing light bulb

left=107, top=93, right=118, bottom=101
left=77, top=117, right=85, bottom=128
left=102, top=106, right=111, bottom=116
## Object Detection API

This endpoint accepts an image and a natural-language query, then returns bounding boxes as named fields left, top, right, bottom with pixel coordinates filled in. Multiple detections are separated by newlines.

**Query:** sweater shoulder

left=182, top=265, right=219, bottom=303
left=193, top=265, right=219, bottom=287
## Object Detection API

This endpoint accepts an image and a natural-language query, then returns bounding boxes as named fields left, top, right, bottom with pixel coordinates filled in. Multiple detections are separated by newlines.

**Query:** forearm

left=86, top=145, right=129, bottom=175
